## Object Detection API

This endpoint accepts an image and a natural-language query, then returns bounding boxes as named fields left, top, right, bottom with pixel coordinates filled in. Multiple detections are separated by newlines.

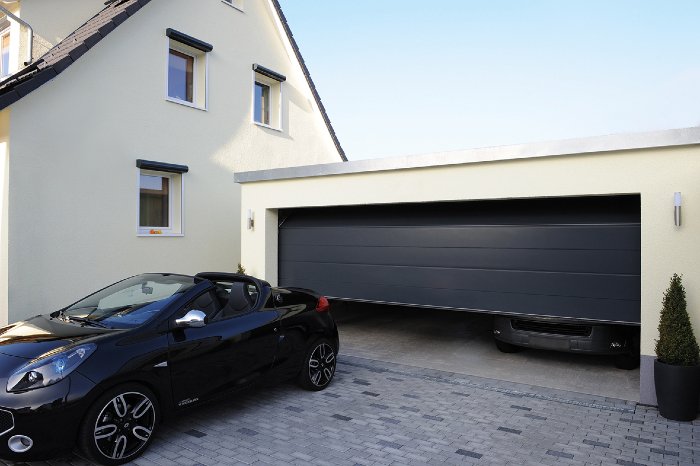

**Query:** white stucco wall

left=5, top=0, right=340, bottom=321
left=238, top=141, right=700, bottom=404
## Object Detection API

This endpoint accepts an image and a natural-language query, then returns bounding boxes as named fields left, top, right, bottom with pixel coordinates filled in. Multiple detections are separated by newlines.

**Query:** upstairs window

left=252, top=64, right=285, bottom=130
left=168, top=49, right=193, bottom=103
left=165, top=28, right=212, bottom=110
left=254, top=81, right=270, bottom=125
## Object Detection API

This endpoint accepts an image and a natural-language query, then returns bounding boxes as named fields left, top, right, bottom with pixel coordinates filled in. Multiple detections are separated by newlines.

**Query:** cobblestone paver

left=4, top=354, right=699, bottom=465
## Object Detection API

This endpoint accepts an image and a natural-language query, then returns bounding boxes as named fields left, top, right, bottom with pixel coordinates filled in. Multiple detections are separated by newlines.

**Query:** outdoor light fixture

left=247, top=209, right=255, bottom=230
left=674, top=192, right=682, bottom=227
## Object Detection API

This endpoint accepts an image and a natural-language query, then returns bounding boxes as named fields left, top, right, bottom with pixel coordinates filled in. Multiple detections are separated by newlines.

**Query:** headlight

left=6, top=343, right=96, bottom=392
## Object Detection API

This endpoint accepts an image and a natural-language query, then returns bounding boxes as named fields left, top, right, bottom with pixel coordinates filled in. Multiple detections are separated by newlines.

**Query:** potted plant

left=654, top=274, right=700, bottom=421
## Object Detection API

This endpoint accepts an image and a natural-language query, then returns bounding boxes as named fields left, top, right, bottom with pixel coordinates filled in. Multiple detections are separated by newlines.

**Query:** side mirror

left=175, top=310, right=206, bottom=328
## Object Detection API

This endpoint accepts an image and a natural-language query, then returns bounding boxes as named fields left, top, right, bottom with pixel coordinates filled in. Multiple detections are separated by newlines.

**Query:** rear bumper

left=493, top=316, right=636, bottom=355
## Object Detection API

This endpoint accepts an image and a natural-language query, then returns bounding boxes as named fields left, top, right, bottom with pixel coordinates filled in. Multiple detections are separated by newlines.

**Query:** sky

left=278, top=1, right=700, bottom=161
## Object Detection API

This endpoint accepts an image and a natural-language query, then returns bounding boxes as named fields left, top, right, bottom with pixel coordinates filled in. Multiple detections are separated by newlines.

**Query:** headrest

left=227, top=282, right=253, bottom=313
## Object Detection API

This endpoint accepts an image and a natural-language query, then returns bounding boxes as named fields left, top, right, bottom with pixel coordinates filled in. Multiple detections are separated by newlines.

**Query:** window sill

left=166, top=97, right=207, bottom=111
left=137, top=233, right=184, bottom=238
left=221, top=0, right=244, bottom=12
left=253, top=121, right=282, bottom=132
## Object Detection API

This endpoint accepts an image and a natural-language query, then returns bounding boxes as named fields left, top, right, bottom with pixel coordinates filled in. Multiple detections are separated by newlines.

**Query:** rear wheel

left=298, top=338, right=337, bottom=391
left=495, top=339, right=522, bottom=353
left=78, top=383, right=159, bottom=465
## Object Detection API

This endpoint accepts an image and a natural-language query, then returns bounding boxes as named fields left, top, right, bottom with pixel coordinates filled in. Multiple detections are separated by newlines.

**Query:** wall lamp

left=247, top=209, right=255, bottom=230
left=674, top=192, right=682, bottom=227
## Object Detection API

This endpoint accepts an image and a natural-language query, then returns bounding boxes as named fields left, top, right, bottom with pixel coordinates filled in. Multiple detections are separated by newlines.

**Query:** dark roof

left=0, top=0, right=151, bottom=110
left=270, top=0, right=347, bottom=161
left=0, top=0, right=347, bottom=162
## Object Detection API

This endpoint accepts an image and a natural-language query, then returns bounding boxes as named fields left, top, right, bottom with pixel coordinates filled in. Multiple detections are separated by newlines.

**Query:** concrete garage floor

left=333, top=302, right=640, bottom=402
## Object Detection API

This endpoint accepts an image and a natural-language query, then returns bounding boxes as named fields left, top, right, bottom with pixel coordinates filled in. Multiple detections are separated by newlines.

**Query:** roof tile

left=0, top=0, right=148, bottom=109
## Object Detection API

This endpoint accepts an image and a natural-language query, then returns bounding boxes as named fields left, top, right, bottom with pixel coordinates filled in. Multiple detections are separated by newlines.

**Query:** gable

left=0, top=0, right=345, bottom=161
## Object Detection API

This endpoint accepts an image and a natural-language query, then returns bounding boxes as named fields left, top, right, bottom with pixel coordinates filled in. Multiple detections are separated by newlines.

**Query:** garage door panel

left=280, top=261, right=639, bottom=300
left=286, top=278, right=638, bottom=323
left=279, top=196, right=641, bottom=324
left=281, top=225, right=640, bottom=250
left=280, top=245, right=640, bottom=275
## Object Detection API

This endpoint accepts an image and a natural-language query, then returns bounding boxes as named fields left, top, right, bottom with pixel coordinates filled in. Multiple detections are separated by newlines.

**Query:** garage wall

left=237, top=136, right=700, bottom=406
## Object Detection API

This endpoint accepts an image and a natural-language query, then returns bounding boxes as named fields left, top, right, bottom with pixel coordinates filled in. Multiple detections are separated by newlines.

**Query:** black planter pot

left=654, top=359, right=700, bottom=421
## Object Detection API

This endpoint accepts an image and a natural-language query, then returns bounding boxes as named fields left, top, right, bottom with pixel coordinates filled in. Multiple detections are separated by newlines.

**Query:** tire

left=77, top=383, right=159, bottom=465
left=298, top=338, right=337, bottom=391
left=615, top=353, right=639, bottom=370
left=495, top=339, right=522, bottom=353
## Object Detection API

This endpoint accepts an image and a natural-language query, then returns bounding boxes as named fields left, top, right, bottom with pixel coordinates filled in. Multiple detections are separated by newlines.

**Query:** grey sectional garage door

left=279, top=196, right=640, bottom=324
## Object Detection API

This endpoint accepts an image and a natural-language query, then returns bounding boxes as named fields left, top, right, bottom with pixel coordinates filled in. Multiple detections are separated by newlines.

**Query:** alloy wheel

left=308, top=342, right=336, bottom=388
left=93, top=391, right=156, bottom=461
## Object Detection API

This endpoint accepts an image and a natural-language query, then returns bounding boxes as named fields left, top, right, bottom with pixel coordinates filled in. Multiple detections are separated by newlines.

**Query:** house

left=0, top=0, right=345, bottom=325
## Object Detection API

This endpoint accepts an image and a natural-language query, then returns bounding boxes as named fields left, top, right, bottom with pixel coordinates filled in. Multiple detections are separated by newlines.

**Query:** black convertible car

left=0, top=272, right=338, bottom=465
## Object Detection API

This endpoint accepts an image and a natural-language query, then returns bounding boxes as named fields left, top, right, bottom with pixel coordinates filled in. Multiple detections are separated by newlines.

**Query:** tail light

left=316, top=296, right=330, bottom=312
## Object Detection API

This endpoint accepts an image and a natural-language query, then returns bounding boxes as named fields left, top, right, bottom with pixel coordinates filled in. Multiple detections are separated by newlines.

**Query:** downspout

left=0, top=5, right=32, bottom=66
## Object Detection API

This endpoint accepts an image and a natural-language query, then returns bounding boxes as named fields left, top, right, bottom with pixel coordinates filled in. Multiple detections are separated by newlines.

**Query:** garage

left=237, top=128, right=700, bottom=407
left=279, top=195, right=640, bottom=325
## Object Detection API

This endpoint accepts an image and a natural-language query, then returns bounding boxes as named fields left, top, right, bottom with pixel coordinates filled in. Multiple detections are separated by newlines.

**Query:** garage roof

left=234, top=126, right=700, bottom=183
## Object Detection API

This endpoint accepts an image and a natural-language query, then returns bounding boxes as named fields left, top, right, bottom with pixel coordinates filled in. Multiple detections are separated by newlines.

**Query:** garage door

left=278, top=196, right=640, bottom=324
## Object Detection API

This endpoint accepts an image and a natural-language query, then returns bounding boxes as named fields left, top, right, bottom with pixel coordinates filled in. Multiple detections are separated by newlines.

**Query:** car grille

left=0, top=409, right=14, bottom=435
left=511, top=319, right=592, bottom=337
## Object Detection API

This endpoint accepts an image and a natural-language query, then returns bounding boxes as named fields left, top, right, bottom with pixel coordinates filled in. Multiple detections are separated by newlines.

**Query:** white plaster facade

left=0, top=0, right=343, bottom=324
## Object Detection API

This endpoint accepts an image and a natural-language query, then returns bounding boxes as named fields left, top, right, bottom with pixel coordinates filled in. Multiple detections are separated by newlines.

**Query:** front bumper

left=493, top=316, right=635, bottom=355
left=0, top=371, right=96, bottom=461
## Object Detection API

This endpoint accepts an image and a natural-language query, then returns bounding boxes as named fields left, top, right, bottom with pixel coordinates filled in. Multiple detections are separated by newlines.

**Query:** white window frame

left=137, top=169, right=185, bottom=237
left=165, top=40, right=208, bottom=111
left=252, top=71, right=282, bottom=131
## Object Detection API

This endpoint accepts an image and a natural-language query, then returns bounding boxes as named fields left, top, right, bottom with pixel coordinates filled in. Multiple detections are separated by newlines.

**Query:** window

left=254, top=81, right=270, bottom=125
left=252, top=64, right=285, bottom=130
left=140, top=173, right=170, bottom=228
left=168, top=49, right=193, bottom=102
left=0, top=30, right=10, bottom=77
left=136, top=159, right=187, bottom=236
left=165, top=28, right=213, bottom=109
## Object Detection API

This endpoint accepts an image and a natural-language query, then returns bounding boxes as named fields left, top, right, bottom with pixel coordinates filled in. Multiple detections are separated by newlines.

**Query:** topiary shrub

left=655, top=274, right=700, bottom=366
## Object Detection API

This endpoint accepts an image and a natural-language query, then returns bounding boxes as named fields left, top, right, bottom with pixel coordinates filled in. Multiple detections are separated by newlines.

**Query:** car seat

left=219, top=282, right=254, bottom=318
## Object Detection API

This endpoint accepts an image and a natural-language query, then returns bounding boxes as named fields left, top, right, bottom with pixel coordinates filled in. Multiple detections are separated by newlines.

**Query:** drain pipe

left=0, top=5, right=32, bottom=66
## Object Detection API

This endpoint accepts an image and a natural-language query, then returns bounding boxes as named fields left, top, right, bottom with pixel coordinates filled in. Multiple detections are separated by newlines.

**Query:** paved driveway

left=6, top=354, right=697, bottom=466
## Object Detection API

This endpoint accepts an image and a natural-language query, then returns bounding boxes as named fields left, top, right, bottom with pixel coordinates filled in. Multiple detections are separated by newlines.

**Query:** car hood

left=0, top=315, right=115, bottom=359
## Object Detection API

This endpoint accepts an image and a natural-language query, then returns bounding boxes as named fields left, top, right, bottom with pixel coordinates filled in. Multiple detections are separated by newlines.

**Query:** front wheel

left=78, top=383, right=159, bottom=465
left=298, top=338, right=337, bottom=391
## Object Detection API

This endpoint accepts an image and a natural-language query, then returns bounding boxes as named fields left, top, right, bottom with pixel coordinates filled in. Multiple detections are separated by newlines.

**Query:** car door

left=167, top=288, right=280, bottom=407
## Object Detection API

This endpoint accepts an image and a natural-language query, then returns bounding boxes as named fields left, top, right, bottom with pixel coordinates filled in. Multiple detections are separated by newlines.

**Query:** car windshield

left=62, top=274, right=198, bottom=329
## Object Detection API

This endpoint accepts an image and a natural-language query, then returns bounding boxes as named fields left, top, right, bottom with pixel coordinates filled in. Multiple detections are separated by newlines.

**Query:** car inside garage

left=278, top=195, right=641, bottom=399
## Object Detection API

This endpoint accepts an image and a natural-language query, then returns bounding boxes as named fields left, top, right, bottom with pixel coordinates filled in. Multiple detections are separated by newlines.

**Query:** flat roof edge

left=235, top=126, right=700, bottom=183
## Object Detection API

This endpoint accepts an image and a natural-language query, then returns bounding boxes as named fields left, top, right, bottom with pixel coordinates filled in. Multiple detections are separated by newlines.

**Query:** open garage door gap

left=330, top=298, right=641, bottom=326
